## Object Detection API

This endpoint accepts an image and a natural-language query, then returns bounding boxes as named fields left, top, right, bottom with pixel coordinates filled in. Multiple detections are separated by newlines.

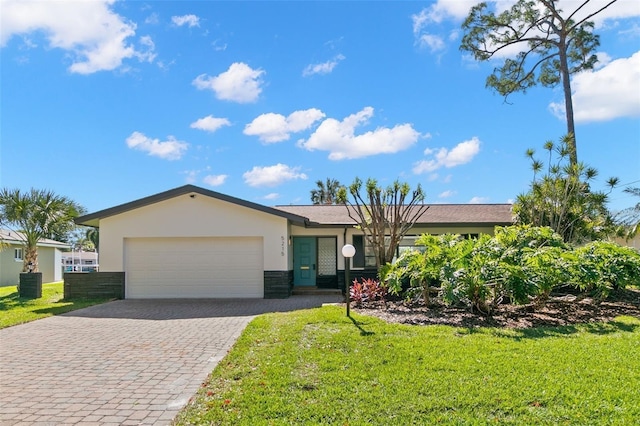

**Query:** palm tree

left=0, top=188, right=84, bottom=272
left=615, top=187, right=640, bottom=240
left=514, top=137, right=617, bottom=243
left=310, top=178, right=342, bottom=205
left=86, top=227, right=99, bottom=250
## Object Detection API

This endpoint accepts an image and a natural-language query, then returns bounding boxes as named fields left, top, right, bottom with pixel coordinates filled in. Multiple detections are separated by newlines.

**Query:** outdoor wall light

left=27, top=262, right=34, bottom=273
left=342, top=244, right=356, bottom=317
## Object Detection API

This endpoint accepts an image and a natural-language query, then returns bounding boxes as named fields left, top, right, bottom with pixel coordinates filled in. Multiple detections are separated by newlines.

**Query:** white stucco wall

left=613, top=235, right=640, bottom=250
left=0, top=245, right=63, bottom=286
left=0, top=245, right=23, bottom=286
left=99, top=194, right=290, bottom=272
left=37, top=247, right=62, bottom=283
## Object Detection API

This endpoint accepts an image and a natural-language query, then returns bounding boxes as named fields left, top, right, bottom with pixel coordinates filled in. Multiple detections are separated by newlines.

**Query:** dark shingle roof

left=274, top=204, right=513, bottom=227
left=74, top=184, right=513, bottom=229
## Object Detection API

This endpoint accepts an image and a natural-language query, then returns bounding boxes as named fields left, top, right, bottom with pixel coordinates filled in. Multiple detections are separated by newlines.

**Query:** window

left=14, top=248, right=23, bottom=261
left=352, top=235, right=365, bottom=268
left=353, top=234, right=429, bottom=267
left=317, top=237, right=337, bottom=276
left=351, top=235, right=377, bottom=268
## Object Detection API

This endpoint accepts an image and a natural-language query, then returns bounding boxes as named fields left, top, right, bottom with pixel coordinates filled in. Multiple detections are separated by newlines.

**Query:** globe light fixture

left=342, top=244, right=356, bottom=317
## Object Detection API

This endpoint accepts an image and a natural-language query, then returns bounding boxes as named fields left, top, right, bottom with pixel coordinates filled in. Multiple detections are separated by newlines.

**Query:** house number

left=280, top=236, right=285, bottom=256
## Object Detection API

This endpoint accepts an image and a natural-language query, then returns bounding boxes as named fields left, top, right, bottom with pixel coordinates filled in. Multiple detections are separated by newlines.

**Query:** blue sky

left=1, top=0, right=639, bottom=215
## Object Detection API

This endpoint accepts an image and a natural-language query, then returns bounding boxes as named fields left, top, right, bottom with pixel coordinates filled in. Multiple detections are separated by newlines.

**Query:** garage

left=124, top=236, right=264, bottom=298
left=74, top=185, right=307, bottom=299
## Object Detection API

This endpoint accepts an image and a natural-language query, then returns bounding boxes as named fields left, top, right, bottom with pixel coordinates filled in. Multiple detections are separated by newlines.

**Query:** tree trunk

left=23, top=245, right=38, bottom=272
left=559, top=36, right=578, bottom=166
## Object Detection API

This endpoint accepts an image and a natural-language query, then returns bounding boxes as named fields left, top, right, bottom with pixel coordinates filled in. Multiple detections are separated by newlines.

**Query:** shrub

left=524, top=246, right=573, bottom=301
left=385, top=226, right=576, bottom=313
left=569, top=241, right=640, bottom=299
left=477, top=226, right=569, bottom=307
left=386, top=234, right=477, bottom=306
left=349, top=278, right=387, bottom=307
left=384, top=225, right=638, bottom=313
left=386, top=235, right=446, bottom=304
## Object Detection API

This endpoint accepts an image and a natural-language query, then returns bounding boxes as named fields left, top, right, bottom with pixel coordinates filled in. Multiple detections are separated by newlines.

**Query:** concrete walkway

left=0, top=296, right=342, bottom=425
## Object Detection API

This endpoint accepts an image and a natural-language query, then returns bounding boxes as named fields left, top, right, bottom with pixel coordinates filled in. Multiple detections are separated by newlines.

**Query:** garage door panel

left=125, top=237, right=263, bottom=298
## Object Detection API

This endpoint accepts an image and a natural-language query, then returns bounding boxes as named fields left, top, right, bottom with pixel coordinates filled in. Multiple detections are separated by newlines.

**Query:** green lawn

left=175, top=306, right=640, bottom=425
left=0, top=282, right=113, bottom=329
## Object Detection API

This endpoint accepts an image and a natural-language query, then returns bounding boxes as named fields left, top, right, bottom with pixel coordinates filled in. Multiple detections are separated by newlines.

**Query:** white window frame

left=14, top=248, right=23, bottom=261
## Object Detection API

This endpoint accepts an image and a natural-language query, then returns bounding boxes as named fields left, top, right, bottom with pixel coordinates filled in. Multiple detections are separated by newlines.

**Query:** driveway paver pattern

left=0, top=296, right=342, bottom=425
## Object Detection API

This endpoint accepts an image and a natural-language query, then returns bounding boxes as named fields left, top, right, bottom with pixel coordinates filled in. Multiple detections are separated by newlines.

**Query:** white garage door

left=124, top=237, right=264, bottom=298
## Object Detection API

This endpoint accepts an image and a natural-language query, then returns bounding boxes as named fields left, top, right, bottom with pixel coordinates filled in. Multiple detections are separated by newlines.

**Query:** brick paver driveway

left=0, top=296, right=341, bottom=425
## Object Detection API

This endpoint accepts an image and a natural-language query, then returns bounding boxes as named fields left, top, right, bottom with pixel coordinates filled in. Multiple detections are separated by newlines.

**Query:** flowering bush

left=350, top=278, right=387, bottom=306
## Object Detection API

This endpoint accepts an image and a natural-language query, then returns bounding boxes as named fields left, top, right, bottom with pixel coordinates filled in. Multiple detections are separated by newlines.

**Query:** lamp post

left=342, top=244, right=356, bottom=317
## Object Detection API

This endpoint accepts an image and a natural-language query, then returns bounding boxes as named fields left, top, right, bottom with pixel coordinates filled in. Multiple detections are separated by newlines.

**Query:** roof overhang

left=75, top=185, right=309, bottom=228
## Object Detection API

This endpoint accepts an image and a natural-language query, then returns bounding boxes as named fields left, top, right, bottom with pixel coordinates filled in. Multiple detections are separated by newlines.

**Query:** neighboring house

left=0, top=229, right=69, bottom=287
left=61, top=251, right=99, bottom=272
left=75, top=185, right=513, bottom=299
left=613, top=235, right=640, bottom=251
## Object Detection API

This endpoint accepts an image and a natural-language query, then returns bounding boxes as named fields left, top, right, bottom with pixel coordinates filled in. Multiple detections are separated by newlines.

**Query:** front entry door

left=293, top=237, right=316, bottom=287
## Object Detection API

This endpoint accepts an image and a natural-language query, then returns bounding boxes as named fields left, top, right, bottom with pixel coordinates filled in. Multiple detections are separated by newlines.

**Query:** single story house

left=0, top=229, right=69, bottom=287
left=61, top=251, right=99, bottom=272
left=74, top=185, right=513, bottom=299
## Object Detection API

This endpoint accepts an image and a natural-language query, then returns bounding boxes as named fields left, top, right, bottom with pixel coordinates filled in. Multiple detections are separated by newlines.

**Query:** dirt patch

left=354, top=288, right=640, bottom=329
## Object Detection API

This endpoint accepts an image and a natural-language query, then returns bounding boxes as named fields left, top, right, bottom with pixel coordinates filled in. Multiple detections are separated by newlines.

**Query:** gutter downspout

left=343, top=227, right=348, bottom=250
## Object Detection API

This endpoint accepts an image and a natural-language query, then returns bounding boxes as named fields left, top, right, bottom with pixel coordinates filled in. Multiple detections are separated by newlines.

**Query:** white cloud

left=184, top=170, right=198, bottom=184
left=618, top=22, right=640, bottom=38
left=190, top=115, right=231, bottom=133
left=594, top=51, right=613, bottom=69
left=427, top=173, right=439, bottom=182
left=439, top=190, right=456, bottom=199
left=171, top=14, right=200, bottom=28
left=580, top=1, right=640, bottom=27
left=193, top=62, right=265, bottom=103
left=302, top=54, right=345, bottom=76
left=212, top=39, right=227, bottom=51
left=416, top=34, right=446, bottom=52
left=125, top=131, right=187, bottom=160
left=469, top=196, right=489, bottom=204
left=243, top=164, right=308, bottom=187
left=137, top=35, right=156, bottom=63
left=263, top=193, right=280, bottom=200
left=550, top=51, right=640, bottom=123
left=144, top=13, right=159, bottom=25
left=412, top=1, right=480, bottom=51
left=298, top=107, right=420, bottom=160
left=413, top=137, right=480, bottom=174
left=0, top=0, right=154, bottom=74
left=203, top=174, right=227, bottom=187
left=244, top=108, right=325, bottom=143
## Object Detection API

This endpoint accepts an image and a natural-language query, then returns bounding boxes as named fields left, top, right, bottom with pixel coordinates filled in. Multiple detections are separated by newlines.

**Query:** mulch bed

left=353, top=288, right=640, bottom=329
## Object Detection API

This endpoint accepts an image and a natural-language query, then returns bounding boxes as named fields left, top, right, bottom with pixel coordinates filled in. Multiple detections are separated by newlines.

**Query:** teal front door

left=293, top=237, right=316, bottom=287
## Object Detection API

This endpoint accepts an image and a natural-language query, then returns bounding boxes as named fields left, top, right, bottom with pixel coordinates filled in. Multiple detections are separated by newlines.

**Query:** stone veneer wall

left=264, top=270, right=293, bottom=299
left=64, top=272, right=125, bottom=299
left=19, top=273, right=42, bottom=299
